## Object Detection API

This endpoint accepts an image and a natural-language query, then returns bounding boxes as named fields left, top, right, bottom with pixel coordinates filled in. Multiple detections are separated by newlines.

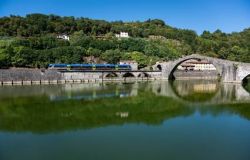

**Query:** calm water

left=0, top=80, right=250, bottom=160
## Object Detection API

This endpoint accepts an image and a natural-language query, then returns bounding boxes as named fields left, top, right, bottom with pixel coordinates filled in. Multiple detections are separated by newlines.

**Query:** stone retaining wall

left=0, top=69, right=62, bottom=81
left=0, top=69, right=160, bottom=85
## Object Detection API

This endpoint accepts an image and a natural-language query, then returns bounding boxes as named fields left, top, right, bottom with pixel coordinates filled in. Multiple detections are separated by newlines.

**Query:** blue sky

left=0, top=0, right=250, bottom=34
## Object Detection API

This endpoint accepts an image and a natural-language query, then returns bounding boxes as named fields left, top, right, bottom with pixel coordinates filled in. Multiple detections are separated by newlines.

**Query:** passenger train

left=48, top=64, right=132, bottom=71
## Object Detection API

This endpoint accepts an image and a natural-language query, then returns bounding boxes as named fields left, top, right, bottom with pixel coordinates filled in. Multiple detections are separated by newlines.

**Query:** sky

left=0, top=0, right=250, bottom=34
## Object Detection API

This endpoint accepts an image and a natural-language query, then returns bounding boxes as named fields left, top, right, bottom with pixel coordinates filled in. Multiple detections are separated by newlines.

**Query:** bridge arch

left=122, top=72, right=135, bottom=78
left=138, top=72, right=150, bottom=78
left=242, top=74, right=250, bottom=83
left=238, top=66, right=250, bottom=83
left=104, top=72, right=119, bottom=78
left=156, top=65, right=162, bottom=71
left=242, top=74, right=250, bottom=93
left=162, top=55, right=223, bottom=80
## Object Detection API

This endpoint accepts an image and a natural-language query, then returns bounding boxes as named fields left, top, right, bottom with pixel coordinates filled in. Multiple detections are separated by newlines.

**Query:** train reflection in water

left=50, top=92, right=130, bottom=101
left=49, top=83, right=137, bottom=101
left=47, top=80, right=250, bottom=103
left=0, top=81, right=248, bottom=104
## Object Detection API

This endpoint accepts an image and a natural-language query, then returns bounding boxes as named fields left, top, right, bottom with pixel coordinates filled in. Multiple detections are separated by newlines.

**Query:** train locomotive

left=48, top=63, right=132, bottom=71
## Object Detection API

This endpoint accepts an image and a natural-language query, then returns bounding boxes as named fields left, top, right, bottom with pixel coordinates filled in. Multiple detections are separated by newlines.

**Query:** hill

left=0, top=13, right=249, bottom=68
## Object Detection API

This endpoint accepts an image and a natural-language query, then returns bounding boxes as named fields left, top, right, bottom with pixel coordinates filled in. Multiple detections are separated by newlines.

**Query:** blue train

left=48, top=63, right=132, bottom=71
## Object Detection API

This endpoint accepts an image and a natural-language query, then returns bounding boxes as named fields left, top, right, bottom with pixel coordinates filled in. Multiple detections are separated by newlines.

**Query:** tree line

left=0, top=13, right=249, bottom=69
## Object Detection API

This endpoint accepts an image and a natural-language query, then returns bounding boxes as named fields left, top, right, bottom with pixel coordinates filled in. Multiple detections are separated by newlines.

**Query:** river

left=0, top=80, right=250, bottom=160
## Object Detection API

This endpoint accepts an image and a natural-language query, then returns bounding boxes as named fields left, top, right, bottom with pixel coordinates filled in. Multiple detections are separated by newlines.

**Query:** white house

left=115, top=32, right=129, bottom=38
left=57, top=34, right=70, bottom=41
left=120, top=60, right=138, bottom=70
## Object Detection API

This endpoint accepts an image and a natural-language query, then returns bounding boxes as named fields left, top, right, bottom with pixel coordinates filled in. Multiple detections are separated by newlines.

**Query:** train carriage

left=48, top=63, right=132, bottom=71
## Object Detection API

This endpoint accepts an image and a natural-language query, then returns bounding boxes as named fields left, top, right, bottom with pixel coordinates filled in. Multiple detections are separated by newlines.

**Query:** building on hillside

left=119, top=60, right=138, bottom=71
left=178, top=63, right=195, bottom=71
left=148, top=35, right=166, bottom=40
left=57, top=34, right=70, bottom=41
left=115, top=32, right=129, bottom=38
left=177, top=60, right=216, bottom=71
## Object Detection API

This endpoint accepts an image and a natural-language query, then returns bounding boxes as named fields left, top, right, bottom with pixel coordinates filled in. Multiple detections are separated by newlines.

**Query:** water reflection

left=50, top=83, right=135, bottom=101
left=1, top=81, right=250, bottom=160
left=0, top=82, right=138, bottom=100
left=170, top=80, right=219, bottom=102
left=0, top=81, right=249, bottom=133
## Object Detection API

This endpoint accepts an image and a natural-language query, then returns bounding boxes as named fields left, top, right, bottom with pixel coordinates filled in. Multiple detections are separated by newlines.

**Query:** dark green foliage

left=101, top=49, right=122, bottom=64
left=0, top=13, right=249, bottom=68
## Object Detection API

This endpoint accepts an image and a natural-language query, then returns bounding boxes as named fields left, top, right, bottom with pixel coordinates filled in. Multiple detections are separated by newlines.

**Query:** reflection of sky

left=1, top=112, right=250, bottom=160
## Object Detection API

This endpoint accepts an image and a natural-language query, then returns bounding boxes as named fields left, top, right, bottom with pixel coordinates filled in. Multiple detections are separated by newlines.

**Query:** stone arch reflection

left=170, top=80, right=220, bottom=103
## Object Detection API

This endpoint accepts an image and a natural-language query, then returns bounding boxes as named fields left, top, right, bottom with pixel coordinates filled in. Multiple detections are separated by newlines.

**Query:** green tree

left=101, top=49, right=121, bottom=63
left=11, top=46, right=35, bottom=67
left=0, top=48, right=10, bottom=67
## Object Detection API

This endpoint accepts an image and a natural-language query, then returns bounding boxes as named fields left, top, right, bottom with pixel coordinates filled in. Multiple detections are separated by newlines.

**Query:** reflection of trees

left=0, top=81, right=250, bottom=134
left=196, top=103, right=250, bottom=121
left=0, top=92, right=193, bottom=133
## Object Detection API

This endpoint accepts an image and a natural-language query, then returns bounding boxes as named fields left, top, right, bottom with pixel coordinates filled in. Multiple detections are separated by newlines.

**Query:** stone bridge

left=1, top=54, right=250, bottom=84
left=156, top=54, right=250, bottom=83
left=61, top=70, right=162, bottom=81
left=0, top=69, right=162, bottom=84
left=151, top=81, right=250, bottom=105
